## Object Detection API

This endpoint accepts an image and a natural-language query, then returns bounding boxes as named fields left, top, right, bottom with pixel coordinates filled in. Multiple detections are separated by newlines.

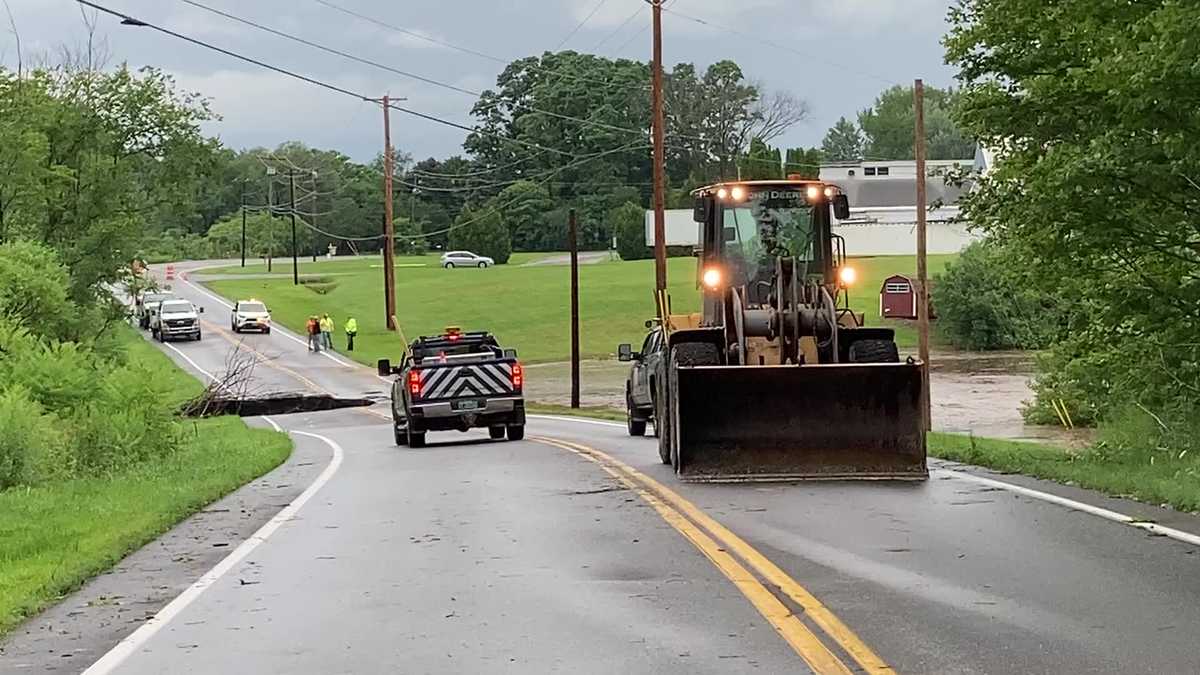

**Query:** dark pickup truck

left=378, top=328, right=525, bottom=448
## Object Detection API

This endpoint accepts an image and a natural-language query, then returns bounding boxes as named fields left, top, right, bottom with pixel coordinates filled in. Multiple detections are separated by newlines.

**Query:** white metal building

left=645, top=157, right=983, bottom=255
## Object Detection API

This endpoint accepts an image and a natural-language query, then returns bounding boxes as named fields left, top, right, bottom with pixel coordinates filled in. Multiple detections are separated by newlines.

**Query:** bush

left=449, top=205, right=512, bottom=264
left=932, top=239, right=1064, bottom=350
left=68, top=364, right=180, bottom=474
left=0, top=387, right=64, bottom=489
left=613, top=202, right=650, bottom=261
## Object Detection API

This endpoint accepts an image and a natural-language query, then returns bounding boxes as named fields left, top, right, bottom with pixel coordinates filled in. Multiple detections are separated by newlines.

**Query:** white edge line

left=529, top=413, right=625, bottom=429
left=531, top=414, right=1200, bottom=549
left=161, top=342, right=232, bottom=395
left=81, top=429, right=345, bottom=675
left=937, top=468, right=1200, bottom=548
left=178, top=273, right=359, bottom=370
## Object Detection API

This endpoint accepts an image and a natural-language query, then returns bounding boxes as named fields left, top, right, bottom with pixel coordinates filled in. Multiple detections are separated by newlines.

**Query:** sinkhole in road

left=181, top=392, right=383, bottom=418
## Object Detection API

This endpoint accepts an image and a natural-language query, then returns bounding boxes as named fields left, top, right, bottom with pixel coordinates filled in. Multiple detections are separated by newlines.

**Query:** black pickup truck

left=377, top=328, right=525, bottom=447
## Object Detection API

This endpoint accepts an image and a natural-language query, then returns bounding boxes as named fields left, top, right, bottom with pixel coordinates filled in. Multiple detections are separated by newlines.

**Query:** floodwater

left=526, top=351, right=1088, bottom=446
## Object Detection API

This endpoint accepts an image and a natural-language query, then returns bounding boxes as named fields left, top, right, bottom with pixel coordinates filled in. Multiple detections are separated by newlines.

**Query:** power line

left=660, top=5, right=899, bottom=86
left=592, top=6, right=643, bottom=52
left=77, top=0, right=590, bottom=162
left=309, top=0, right=649, bottom=91
left=555, top=0, right=610, bottom=50
left=178, top=0, right=656, bottom=147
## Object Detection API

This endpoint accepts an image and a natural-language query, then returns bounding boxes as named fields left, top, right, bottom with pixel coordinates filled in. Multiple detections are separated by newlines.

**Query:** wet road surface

left=43, top=261, right=1200, bottom=674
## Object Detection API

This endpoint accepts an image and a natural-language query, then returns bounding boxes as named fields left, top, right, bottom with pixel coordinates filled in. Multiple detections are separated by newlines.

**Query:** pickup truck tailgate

left=418, top=362, right=517, bottom=400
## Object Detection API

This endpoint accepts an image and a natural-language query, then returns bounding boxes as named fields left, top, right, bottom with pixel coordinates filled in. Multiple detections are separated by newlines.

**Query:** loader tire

left=848, top=339, right=900, bottom=363
left=655, top=390, right=671, bottom=464
left=672, top=342, right=722, bottom=367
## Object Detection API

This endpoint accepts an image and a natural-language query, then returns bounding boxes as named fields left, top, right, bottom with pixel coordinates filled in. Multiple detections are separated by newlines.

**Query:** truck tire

left=655, top=389, right=671, bottom=464
left=626, top=392, right=647, bottom=437
left=394, top=425, right=408, bottom=446
left=506, top=425, right=525, bottom=441
left=489, top=426, right=506, bottom=440
left=848, top=339, right=900, bottom=363
left=407, top=428, right=426, bottom=448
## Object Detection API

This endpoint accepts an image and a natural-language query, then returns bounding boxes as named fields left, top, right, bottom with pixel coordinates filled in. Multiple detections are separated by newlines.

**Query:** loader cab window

left=721, top=187, right=821, bottom=290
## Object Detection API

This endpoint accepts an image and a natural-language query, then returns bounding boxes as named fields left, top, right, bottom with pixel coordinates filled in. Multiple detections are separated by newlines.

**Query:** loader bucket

left=673, top=362, right=927, bottom=481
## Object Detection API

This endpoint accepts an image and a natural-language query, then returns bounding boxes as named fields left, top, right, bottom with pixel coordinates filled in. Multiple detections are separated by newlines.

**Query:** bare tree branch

left=745, top=89, right=810, bottom=143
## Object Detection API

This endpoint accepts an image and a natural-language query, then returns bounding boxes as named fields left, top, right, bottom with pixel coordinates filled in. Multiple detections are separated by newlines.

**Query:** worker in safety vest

left=344, top=316, right=358, bottom=351
left=319, top=313, right=334, bottom=350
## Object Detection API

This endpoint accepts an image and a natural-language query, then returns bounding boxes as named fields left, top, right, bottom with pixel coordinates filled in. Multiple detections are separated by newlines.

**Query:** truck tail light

left=511, top=362, right=523, bottom=392
left=408, top=370, right=422, bottom=398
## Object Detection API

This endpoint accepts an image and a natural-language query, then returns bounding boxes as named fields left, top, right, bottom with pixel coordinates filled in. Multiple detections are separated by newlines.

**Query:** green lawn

left=205, top=251, right=563, bottom=275
left=206, top=254, right=953, bottom=366
left=0, top=328, right=292, bottom=635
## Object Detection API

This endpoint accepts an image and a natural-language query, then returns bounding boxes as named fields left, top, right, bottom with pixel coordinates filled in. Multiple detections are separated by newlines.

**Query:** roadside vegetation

left=204, top=254, right=953, bottom=364
left=0, top=61, right=292, bottom=635
left=938, top=2, right=1200, bottom=472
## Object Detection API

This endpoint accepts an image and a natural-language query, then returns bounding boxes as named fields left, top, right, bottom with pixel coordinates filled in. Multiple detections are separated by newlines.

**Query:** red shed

left=879, top=274, right=917, bottom=319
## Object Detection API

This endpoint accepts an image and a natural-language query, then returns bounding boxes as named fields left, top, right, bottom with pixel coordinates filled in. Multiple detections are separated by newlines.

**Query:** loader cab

left=692, top=180, right=849, bottom=307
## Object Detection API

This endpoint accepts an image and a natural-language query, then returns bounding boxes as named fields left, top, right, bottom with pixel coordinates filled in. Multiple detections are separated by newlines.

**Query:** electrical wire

left=660, top=5, right=899, bottom=86
left=555, top=0, right=610, bottom=50
left=75, top=0, right=580, bottom=161
left=178, top=0, right=657, bottom=148
left=592, top=6, right=643, bottom=52
left=309, top=0, right=650, bottom=91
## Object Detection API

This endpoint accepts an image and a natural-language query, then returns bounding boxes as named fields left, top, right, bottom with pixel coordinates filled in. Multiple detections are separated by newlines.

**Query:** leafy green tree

left=857, top=85, right=974, bottom=160
left=205, top=211, right=313, bottom=259
left=495, top=181, right=554, bottom=251
left=738, top=138, right=781, bottom=180
left=946, top=0, right=1200, bottom=430
left=783, top=148, right=823, bottom=179
left=612, top=202, right=650, bottom=261
left=449, top=205, right=511, bottom=264
left=821, top=117, right=864, bottom=162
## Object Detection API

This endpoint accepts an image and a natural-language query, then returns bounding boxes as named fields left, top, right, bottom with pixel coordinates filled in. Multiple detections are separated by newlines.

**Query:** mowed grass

left=206, top=254, right=953, bottom=365
left=207, top=251, right=563, bottom=275
left=0, top=329, right=292, bottom=636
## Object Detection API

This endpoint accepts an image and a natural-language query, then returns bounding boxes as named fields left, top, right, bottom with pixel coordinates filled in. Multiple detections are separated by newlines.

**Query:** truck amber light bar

left=408, top=370, right=422, bottom=397
left=512, top=363, right=523, bottom=391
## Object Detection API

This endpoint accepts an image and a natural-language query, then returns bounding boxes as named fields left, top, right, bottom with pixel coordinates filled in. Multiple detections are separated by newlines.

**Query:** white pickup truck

left=153, top=299, right=204, bottom=342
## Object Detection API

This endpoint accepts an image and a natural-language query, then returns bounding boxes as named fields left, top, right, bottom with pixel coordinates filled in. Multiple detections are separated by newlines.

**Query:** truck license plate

left=453, top=400, right=481, bottom=411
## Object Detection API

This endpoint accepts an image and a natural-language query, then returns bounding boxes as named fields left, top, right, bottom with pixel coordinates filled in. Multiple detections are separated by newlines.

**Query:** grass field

left=0, top=328, right=292, bottom=636
left=205, top=253, right=954, bottom=365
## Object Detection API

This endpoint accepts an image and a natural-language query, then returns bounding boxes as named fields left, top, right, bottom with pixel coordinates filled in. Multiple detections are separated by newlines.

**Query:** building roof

left=841, top=177, right=966, bottom=208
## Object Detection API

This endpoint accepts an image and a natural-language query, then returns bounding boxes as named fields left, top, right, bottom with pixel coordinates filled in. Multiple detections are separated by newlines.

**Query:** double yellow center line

left=533, top=437, right=894, bottom=675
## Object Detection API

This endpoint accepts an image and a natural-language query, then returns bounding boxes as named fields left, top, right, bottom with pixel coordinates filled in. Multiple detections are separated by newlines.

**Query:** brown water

left=526, top=352, right=1088, bottom=446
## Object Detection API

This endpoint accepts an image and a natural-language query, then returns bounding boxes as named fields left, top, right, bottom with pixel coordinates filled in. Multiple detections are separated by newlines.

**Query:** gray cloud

left=1, top=0, right=957, bottom=162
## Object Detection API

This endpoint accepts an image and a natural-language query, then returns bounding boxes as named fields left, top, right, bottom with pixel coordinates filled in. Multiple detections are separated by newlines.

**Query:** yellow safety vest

left=320, top=317, right=333, bottom=332
left=345, top=318, right=358, bottom=333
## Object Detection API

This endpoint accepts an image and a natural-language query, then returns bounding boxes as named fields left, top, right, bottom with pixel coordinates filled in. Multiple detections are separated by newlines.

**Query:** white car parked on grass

left=440, top=251, right=494, bottom=268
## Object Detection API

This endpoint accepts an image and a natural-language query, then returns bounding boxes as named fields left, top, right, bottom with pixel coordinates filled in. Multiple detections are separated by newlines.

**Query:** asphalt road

left=93, top=261, right=1200, bottom=674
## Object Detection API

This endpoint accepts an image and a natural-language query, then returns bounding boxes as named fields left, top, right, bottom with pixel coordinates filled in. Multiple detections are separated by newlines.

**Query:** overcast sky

left=2, top=0, right=957, bottom=163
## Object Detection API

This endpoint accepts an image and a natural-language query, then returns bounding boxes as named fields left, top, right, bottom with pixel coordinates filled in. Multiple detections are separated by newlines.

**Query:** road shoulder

left=0, top=422, right=328, bottom=674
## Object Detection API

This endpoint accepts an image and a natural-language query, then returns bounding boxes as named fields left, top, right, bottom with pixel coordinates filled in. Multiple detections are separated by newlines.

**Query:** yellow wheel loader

left=655, top=178, right=927, bottom=481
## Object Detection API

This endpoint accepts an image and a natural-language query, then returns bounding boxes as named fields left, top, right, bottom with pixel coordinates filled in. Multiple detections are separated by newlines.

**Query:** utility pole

left=569, top=208, right=581, bottom=409
left=266, top=167, right=276, bottom=273
left=288, top=171, right=300, bottom=286
left=311, top=170, right=320, bottom=262
left=648, top=0, right=668, bottom=307
left=914, top=79, right=931, bottom=432
left=240, top=180, right=247, bottom=268
left=381, top=95, right=398, bottom=330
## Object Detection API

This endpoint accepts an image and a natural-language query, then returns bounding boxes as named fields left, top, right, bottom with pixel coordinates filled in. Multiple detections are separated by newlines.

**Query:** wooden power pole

left=649, top=0, right=668, bottom=306
left=914, top=79, right=931, bottom=431
left=381, top=95, right=398, bottom=331
left=289, top=170, right=299, bottom=286
left=568, top=208, right=581, bottom=409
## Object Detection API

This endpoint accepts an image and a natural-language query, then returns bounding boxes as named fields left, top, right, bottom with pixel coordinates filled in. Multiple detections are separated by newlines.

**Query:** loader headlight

left=730, top=186, right=746, bottom=201
left=702, top=267, right=723, bottom=290
left=838, top=265, right=858, bottom=286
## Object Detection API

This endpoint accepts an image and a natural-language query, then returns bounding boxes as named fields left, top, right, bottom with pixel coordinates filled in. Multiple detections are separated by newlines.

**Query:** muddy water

left=526, top=353, right=1086, bottom=446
